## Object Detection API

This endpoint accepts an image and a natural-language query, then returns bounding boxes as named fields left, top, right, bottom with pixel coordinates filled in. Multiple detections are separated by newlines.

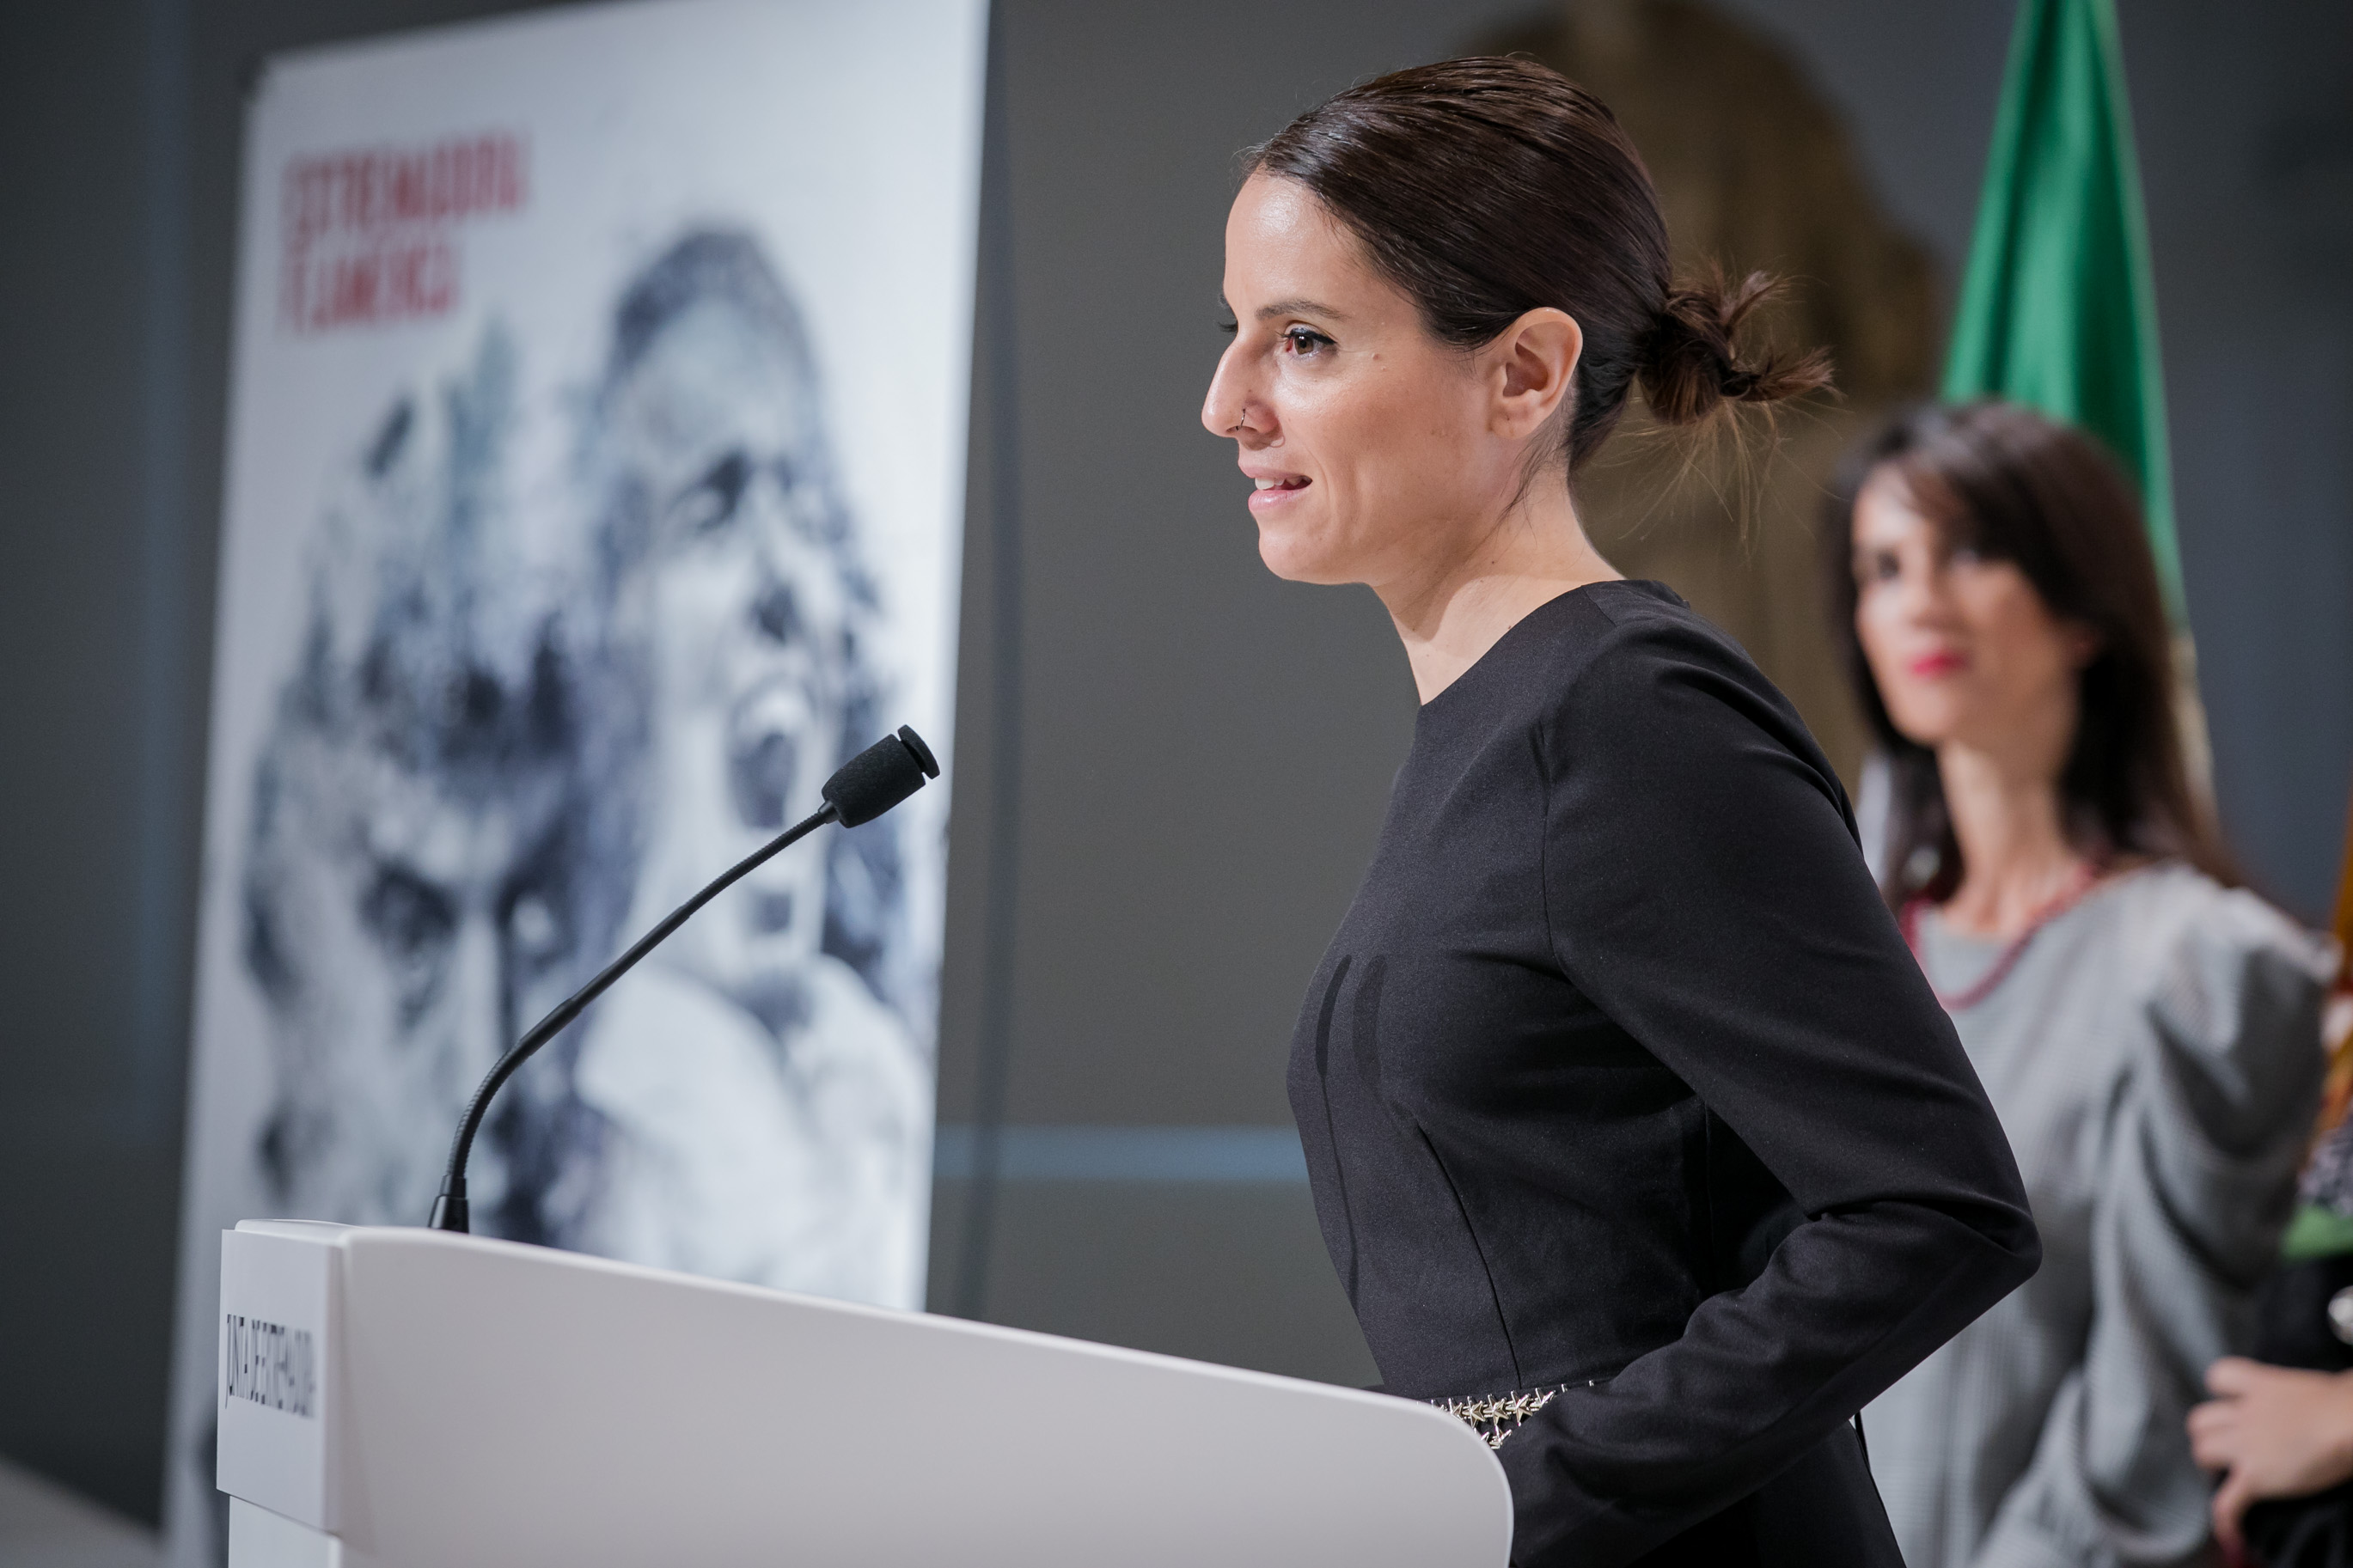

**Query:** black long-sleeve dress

left=1287, top=582, right=2040, bottom=1567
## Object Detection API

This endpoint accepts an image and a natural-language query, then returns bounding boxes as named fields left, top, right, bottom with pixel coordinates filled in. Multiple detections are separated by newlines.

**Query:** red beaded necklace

left=1899, top=860, right=2104, bottom=1012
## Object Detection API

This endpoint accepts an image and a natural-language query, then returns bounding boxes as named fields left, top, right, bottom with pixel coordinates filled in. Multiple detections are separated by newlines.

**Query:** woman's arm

left=1971, top=896, right=2323, bottom=1566
left=1501, top=607, right=2041, bottom=1567
left=2192, top=1358, right=2353, bottom=1557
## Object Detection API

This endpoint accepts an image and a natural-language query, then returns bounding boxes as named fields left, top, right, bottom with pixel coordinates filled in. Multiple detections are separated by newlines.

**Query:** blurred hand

left=2190, top=1357, right=2353, bottom=1559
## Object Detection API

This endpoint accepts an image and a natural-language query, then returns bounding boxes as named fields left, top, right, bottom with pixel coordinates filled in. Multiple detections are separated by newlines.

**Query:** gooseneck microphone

left=427, top=725, right=939, bottom=1233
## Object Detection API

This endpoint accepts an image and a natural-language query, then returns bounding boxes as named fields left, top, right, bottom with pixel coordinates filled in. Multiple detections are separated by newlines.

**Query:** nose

left=1898, top=557, right=1960, bottom=625
left=1201, top=341, right=1274, bottom=446
left=750, top=579, right=803, bottom=645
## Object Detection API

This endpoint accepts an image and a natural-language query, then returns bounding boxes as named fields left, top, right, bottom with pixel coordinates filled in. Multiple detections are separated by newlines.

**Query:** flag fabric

left=1941, top=0, right=2185, bottom=624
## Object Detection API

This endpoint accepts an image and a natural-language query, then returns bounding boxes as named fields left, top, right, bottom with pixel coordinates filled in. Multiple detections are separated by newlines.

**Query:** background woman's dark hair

left=1249, top=56, right=1831, bottom=473
left=1824, top=400, right=2234, bottom=906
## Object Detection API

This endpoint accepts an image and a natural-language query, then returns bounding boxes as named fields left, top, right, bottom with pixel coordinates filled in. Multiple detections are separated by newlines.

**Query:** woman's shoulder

left=2107, top=862, right=2332, bottom=986
left=1547, top=577, right=1747, bottom=658
left=1476, top=580, right=1784, bottom=722
left=1509, top=581, right=1837, bottom=779
left=2099, top=862, right=2332, bottom=1102
left=1419, top=581, right=1861, bottom=847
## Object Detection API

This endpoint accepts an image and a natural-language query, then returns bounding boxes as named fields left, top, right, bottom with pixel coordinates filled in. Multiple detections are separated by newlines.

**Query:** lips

left=1245, top=472, right=1310, bottom=511
left=727, top=680, right=815, bottom=829
left=1909, top=650, right=1968, bottom=678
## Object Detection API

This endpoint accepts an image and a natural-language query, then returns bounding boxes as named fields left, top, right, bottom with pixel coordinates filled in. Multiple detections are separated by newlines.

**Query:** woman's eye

left=1855, top=549, right=1900, bottom=586
left=668, top=449, right=751, bottom=537
left=1282, top=326, right=1334, bottom=357
left=1217, top=318, right=1238, bottom=337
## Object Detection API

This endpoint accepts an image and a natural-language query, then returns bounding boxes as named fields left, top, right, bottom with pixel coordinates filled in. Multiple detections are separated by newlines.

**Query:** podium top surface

left=218, top=1221, right=1511, bottom=1567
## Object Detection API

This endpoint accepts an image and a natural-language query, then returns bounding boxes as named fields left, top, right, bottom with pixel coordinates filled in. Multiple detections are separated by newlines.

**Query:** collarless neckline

left=1913, top=863, right=2153, bottom=962
left=1415, top=579, right=1683, bottom=723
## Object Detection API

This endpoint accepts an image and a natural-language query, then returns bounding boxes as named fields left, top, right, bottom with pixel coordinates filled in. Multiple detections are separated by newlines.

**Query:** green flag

left=1942, top=0, right=2184, bottom=624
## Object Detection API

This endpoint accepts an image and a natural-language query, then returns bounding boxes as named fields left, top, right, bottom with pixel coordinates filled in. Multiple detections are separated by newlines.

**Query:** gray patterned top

left=1867, top=862, right=2331, bottom=1568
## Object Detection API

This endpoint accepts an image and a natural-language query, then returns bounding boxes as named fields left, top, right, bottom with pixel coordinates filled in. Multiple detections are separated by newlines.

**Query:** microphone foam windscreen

left=822, top=727, right=938, bottom=827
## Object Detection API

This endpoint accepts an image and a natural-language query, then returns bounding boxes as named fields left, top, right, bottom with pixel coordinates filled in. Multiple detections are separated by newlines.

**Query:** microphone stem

left=429, top=800, right=842, bottom=1233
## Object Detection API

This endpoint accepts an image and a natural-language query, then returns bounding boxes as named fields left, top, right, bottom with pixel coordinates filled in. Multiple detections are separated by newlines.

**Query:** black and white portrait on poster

left=163, top=3, right=985, bottom=1560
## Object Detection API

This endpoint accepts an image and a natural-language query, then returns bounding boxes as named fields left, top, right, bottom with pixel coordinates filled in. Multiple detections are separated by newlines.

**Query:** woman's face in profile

left=1851, top=467, right=2096, bottom=759
left=1201, top=174, right=1509, bottom=589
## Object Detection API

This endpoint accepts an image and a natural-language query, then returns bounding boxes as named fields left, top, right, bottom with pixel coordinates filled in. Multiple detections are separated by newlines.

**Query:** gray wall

left=2124, top=2, right=2353, bottom=913
left=3, top=0, right=2346, bottom=1528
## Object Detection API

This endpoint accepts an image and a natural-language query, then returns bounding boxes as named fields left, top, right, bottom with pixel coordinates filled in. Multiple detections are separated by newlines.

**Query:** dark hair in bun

left=1249, top=56, right=1831, bottom=472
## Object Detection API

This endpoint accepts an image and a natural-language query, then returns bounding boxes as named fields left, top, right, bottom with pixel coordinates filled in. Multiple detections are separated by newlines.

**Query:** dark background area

left=3, top=0, right=2347, bottom=1531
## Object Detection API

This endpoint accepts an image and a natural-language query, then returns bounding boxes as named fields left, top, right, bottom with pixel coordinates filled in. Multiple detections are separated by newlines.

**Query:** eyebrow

left=1257, top=296, right=1347, bottom=324
left=1217, top=293, right=1348, bottom=325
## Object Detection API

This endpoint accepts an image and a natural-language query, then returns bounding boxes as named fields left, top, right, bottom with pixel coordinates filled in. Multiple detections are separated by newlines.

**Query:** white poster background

left=164, top=2, right=984, bottom=1559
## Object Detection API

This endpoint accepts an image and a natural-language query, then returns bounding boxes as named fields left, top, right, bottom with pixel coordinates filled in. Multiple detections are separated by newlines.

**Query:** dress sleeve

left=1972, top=895, right=2327, bottom=1568
left=1498, top=611, right=2043, bottom=1567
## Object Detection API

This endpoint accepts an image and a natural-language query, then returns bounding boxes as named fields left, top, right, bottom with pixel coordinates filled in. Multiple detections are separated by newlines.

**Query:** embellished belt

left=1427, top=1380, right=1594, bottom=1449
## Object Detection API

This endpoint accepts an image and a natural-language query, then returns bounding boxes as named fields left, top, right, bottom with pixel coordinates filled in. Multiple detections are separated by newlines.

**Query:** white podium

left=217, top=1220, right=1511, bottom=1565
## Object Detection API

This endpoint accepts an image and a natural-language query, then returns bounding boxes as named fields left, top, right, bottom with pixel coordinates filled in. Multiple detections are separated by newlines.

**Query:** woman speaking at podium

left=1201, top=60, right=2040, bottom=1566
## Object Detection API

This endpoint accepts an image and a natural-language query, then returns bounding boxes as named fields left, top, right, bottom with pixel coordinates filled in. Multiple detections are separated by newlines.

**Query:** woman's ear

left=1489, top=308, right=1582, bottom=442
left=2064, top=620, right=2104, bottom=670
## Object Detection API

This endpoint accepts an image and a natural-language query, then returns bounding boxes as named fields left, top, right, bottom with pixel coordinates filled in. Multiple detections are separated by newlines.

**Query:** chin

left=1882, top=702, right=1963, bottom=753
left=1255, top=521, right=1353, bottom=586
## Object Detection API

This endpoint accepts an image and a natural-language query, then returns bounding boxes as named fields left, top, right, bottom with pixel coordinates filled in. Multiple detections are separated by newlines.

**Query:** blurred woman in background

left=1834, top=400, right=2332, bottom=1567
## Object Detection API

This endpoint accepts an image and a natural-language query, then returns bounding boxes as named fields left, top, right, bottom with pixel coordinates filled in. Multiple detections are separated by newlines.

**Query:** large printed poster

left=163, top=1, right=985, bottom=1557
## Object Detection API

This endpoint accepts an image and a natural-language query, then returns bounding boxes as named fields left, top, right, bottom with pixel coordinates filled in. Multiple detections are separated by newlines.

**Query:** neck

left=1376, top=476, right=1620, bottom=704
left=1934, top=739, right=2087, bottom=939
